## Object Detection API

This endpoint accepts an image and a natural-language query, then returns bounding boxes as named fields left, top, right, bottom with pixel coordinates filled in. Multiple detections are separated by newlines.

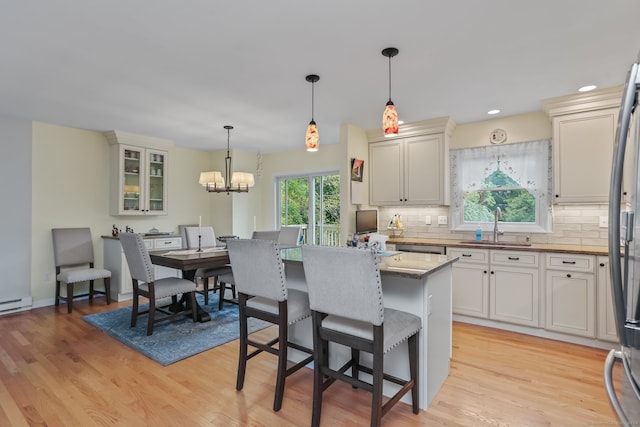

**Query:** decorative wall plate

left=489, top=128, right=507, bottom=144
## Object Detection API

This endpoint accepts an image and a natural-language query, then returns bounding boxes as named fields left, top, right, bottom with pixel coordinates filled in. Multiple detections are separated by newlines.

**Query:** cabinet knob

left=490, top=271, right=494, bottom=275
left=566, top=273, right=572, bottom=278
left=600, top=263, right=605, bottom=267
left=555, top=194, right=559, bottom=198
left=483, top=270, right=487, bottom=274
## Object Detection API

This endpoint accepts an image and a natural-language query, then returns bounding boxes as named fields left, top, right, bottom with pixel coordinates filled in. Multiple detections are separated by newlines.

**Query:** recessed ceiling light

left=578, top=85, right=597, bottom=92
left=487, top=109, right=500, bottom=115
left=397, top=120, right=404, bottom=125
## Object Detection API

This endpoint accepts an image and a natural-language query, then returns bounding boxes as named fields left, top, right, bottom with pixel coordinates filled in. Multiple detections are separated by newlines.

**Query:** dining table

left=149, top=247, right=231, bottom=322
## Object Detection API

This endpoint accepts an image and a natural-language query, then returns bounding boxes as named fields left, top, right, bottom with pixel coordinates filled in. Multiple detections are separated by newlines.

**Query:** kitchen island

left=281, top=248, right=458, bottom=410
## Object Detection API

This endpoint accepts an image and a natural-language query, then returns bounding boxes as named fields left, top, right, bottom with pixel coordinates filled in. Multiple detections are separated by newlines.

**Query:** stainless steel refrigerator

left=606, top=58, right=640, bottom=426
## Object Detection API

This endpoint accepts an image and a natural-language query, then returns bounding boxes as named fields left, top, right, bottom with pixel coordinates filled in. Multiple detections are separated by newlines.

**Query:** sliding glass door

left=278, top=172, right=340, bottom=246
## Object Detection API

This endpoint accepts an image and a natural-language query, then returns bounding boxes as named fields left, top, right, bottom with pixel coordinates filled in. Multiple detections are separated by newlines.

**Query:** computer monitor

left=355, top=210, right=378, bottom=234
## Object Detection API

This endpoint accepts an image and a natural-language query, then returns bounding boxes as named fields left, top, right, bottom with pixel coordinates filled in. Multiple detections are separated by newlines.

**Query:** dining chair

left=118, top=232, right=197, bottom=336
left=226, top=238, right=313, bottom=412
left=51, top=227, right=112, bottom=313
left=184, top=226, right=233, bottom=306
left=215, top=229, right=281, bottom=310
left=301, top=245, right=421, bottom=427
left=278, top=226, right=302, bottom=247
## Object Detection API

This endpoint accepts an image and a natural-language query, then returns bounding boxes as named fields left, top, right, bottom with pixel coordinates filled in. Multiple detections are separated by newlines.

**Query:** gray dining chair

left=184, top=226, right=233, bottom=306
left=278, top=226, right=302, bottom=247
left=301, top=245, right=421, bottom=427
left=216, top=230, right=281, bottom=310
left=51, top=227, right=112, bottom=313
left=226, top=238, right=313, bottom=412
left=118, top=232, right=197, bottom=336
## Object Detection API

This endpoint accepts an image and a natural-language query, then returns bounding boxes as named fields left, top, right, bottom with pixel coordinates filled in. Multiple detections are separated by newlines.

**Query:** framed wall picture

left=351, top=158, right=364, bottom=182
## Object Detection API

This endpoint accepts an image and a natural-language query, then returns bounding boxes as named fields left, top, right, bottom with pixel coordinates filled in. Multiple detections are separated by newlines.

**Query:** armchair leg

left=236, top=293, right=249, bottom=391
left=55, top=281, right=61, bottom=306
left=104, top=278, right=111, bottom=305
left=89, top=279, right=95, bottom=300
left=273, top=301, right=288, bottom=411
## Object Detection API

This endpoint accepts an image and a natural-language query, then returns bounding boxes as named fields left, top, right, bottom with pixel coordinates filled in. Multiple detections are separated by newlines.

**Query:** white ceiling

left=1, top=1, right=639, bottom=153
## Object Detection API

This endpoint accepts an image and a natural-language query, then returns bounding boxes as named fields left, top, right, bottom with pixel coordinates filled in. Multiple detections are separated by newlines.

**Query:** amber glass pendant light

left=305, top=74, right=320, bottom=152
left=382, top=47, right=399, bottom=137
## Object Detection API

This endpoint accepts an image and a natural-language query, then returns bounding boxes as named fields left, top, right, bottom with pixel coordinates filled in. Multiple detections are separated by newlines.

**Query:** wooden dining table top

left=149, top=247, right=230, bottom=272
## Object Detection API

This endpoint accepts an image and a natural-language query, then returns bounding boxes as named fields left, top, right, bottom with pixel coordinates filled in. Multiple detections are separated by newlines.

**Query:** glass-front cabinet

left=107, top=130, right=172, bottom=216
left=108, top=131, right=171, bottom=215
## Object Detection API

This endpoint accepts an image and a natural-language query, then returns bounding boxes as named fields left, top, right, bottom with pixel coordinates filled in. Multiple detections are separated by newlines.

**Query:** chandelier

left=199, top=125, right=255, bottom=194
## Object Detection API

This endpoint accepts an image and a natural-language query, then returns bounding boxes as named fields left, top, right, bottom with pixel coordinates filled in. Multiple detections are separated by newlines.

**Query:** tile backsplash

left=379, top=204, right=609, bottom=247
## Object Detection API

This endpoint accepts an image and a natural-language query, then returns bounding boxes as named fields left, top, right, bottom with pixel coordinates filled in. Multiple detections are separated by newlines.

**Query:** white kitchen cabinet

left=368, top=117, right=454, bottom=206
left=105, top=131, right=172, bottom=216
left=596, top=256, right=619, bottom=342
left=448, top=248, right=489, bottom=318
left=103, top=235, right=182, bottom=301
left=489, top=251, right=540, bottom=327
left=542, top=88, right=621, bottom=204
left=544, top=253, right=596, bottom=337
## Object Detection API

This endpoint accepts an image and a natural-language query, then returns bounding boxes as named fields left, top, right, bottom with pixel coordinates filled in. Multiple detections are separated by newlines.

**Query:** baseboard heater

left=0, top=296, right=32, bottom=315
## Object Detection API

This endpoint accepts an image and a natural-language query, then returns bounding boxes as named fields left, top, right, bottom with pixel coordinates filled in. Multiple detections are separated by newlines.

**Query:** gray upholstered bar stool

left=216, top=229, right=281, bottom=309
left=301, top=245, right=421, bottom=427
left=226, top=238, right=313, bottom=412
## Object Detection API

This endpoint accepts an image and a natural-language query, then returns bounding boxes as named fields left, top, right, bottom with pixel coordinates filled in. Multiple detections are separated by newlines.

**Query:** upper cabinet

left=105, top=131, right=173, bottom=216
left=368, top=117, right=455, bottom=206
left=543, top=88, right=621, bottom=204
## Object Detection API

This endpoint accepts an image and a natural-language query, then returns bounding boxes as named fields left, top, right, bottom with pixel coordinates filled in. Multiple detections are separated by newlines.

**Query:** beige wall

left=31, top=122, right=219, bottom=306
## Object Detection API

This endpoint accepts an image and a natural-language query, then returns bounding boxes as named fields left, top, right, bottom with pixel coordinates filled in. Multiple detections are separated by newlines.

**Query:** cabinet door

left=452, top=262, right=489, bottom=318
left=490, top=266, right=539, bottom=327
left=120, top=145, right=145, bottom=214
left=146, top=149, right=167, bottom=214
left=404, top=134, right=447, bottom=205
left=596, top=257, right=618, bottom=342
left=369, top=139, right=403, bottom=205
left=553, top=108, right=617, bottom=203
left=545, top=270, right=596, bottom=337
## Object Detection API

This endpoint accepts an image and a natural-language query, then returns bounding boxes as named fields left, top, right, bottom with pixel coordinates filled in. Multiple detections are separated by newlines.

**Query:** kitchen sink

left=458, top=240, right=532, bottom=247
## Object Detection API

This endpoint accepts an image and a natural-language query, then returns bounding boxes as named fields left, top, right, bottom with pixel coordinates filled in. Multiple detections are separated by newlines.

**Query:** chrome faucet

left=494, top=206, right=504, bottom=242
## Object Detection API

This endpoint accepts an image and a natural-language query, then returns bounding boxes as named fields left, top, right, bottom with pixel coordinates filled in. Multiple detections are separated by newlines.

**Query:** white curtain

left=450, top=139, right=553, bottom=231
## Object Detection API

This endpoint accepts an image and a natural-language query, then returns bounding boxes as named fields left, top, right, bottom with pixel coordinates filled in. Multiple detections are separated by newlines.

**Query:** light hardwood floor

left=0, top=298, right=622, bottom=426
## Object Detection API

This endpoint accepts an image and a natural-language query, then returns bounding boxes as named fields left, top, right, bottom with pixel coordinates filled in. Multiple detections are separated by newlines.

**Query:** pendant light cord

left=388, top=55, right=392, bottom=102
left=311, top=80, right=315, bottom=121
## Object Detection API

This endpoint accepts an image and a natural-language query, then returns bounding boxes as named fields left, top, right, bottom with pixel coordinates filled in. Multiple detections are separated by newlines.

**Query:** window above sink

left=450, top=139, right=553, bottom=233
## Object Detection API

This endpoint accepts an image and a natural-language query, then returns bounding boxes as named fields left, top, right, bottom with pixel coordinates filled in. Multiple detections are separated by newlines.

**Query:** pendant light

left=305, top=74, right=320, bottom=152
left=199, top=125, right=255, bottom=194
left=382, top=47, right=399, bottom=137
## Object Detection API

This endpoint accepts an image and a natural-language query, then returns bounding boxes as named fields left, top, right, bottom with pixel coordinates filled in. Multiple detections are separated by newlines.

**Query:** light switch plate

left=437, top=215, right=448, bottom=225
left=425, top=215, right=432, bottom=225
left=599, top=216, right=608, bottom=228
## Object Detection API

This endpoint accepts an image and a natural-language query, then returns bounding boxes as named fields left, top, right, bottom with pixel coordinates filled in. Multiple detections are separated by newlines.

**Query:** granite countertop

left=281, top=247, right=457, bottom=279
left=387, top=237, right=609, bottom=256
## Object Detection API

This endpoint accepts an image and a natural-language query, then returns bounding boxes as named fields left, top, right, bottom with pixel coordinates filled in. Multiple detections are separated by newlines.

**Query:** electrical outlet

left=599, top=216, right=608, bottom=228
left=425, top=215, right=432, bottom=225
left=437, top=215, right=448, bottom=225
left=44, top=271, right=53, bottom=282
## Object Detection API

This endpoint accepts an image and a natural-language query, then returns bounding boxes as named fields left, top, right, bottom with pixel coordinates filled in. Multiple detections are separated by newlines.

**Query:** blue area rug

left=83, top=292, right=271, bottom=366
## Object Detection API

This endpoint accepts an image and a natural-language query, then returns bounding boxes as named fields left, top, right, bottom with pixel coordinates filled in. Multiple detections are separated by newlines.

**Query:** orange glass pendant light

left=305, top=74, right=320, bottom=152
left=382, top=47, right=399, bottom=137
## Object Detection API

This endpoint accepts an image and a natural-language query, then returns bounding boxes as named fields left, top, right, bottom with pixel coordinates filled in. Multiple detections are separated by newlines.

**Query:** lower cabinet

left=449, top=248, right=489, bottom=318
left=544, top=253, right=596, bottom=338
left=449, top=248, right=540, bottom=327
left=596, top=256, right=619, bottom=342
left=104, top=236, right=182, bottom=301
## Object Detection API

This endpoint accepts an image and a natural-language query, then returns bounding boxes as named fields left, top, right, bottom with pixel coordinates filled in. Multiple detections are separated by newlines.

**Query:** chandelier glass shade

left=199, top=125, right=254, bottom=194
